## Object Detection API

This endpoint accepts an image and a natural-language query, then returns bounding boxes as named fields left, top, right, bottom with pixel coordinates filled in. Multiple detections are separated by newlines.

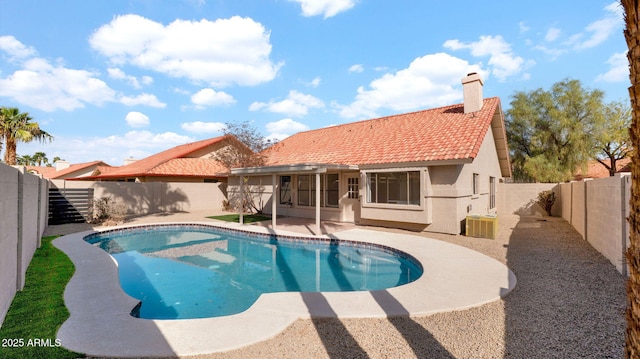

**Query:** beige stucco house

left=230, top=73, right=511, bottom=235
left=75, top=135, right=249, bottom=183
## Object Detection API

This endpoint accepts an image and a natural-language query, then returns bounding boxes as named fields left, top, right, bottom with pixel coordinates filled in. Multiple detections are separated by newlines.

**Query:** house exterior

left=230, top=73, right=511, bottom=235
left=27, top=160, right=112, bottom=180
left=73, top=135, right=248, bottom=183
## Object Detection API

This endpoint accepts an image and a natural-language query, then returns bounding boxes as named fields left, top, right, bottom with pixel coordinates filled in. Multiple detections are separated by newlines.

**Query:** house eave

left=231, top=163, right=359, bottom=175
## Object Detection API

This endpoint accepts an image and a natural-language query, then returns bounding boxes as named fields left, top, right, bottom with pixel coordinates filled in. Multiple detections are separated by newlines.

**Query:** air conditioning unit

left=465, top=215, right=498, bottom=239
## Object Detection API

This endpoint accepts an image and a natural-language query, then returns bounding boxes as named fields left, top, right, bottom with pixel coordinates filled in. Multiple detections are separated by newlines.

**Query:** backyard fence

left=499, top=174, right=631, bottom=275
left=0, top=164, right=48, bottom=327
left=48, top=187, right=94, bottom=225
left=50, top=179, right=227, bottom=216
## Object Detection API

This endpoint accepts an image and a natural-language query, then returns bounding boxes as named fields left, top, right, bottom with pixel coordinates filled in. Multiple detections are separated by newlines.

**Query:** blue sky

left=0, top=0, right=629, bottom=165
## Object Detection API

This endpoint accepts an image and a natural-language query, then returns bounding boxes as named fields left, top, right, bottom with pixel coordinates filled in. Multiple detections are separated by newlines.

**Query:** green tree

left=593, top=101, right=631, bottom=176
left=16, top=154, right=34, bottom=166
left=506, top=79, right=605, bottom=182
left=32, top=151, right=49, bottom=166
left=0, top=107, right=53, bottom=165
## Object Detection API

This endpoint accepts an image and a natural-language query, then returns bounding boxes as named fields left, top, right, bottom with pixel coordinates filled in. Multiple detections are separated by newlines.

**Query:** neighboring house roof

left=77, top=135, right=235, bottom=180
left=48, top=161, right=112, bottom=179
left=26, top=165, right=57, bottom=177
left=574, top=158, right=631, bottom=180
left=27, top=161, right=112, bottom=179
left=145, top=158, right=228, bottom=177
left=262, top=97, right=511, bottom=176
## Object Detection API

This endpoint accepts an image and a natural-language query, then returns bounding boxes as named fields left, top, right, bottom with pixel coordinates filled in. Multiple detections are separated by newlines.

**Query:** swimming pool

left=85, top=224, right=423, bottom=319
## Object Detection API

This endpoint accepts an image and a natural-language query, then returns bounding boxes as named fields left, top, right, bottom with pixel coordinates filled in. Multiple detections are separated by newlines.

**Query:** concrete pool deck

left=54, top=220, right=516, bottom=358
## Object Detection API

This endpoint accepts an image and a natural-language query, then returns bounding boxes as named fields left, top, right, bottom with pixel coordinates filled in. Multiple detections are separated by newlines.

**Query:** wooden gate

left=48, top=188, right=94, bottom=225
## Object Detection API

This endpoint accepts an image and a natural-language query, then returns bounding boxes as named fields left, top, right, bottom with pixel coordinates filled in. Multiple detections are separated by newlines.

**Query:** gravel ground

left=47, top=212, right=626, bottom=358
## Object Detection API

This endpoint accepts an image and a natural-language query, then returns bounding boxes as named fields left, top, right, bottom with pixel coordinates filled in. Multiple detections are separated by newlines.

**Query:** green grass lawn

left=0, top=236, right=83, bottom=359
left=207, top=213, right=271, bottom=223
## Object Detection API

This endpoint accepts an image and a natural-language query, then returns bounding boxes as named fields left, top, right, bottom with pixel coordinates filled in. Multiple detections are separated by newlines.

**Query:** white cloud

left=349, top=64, right=364, bottom=73
left=249, top=90, right=324, bottom=116
left=265, top=118, right=310, bottom=140
left=570, top=2, right=623, bottom=50
left=181, top=121, right=227, bottom=133
left=125, top=111, right=150, bottom=128
left=338, top=52, right=483, bottom=119
left=519, top=22, right=530, bottom=33
left=107, top=67, right=153, bottom=89
left=120, top=93, right=166, bottom=108
left=0, top=35, right=36, bottom=59
left=443, top=35, right=524, bottom=81
left=90, top=14, right=282, bottom=87
left=307, top=77, right=321, bottom=87
left=190, top=88, right=236, bottom=109
left=290, top=0, right=357, bottom=18
left=18, top=130, right=194, bottom=165
left=596, top=51, right=629, bottom=83
left=0, top=56, right=116, bottom=112
left=545, top=27, right=561, bottom=42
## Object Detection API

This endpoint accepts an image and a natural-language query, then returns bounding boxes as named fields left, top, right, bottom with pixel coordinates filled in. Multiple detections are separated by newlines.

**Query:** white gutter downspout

left=272, top=174, right=277, bottom=229
left=316, top=173, right=321, bottom=236
left=239, top=176, right=244, bottom=225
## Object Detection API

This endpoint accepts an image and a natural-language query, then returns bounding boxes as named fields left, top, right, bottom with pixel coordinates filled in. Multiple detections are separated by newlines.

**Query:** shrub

left=537, top=190, right=556, bottom=216
left=89, top=196, right=127, bottom=225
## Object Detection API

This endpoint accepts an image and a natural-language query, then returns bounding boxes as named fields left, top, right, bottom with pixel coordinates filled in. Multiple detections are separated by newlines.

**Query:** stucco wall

left=497, top=183, right=558, bottom=216
left=51, top=180, right=226, bottom=215
left=501, top=175, right=630, bottom=275
left=0, top=164, right=48, bottom=327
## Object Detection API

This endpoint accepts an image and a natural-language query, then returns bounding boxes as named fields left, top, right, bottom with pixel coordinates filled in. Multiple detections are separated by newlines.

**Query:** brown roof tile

left=264, top=97, right=501, bottom=166
left=81, top=135, right=233, bottom=180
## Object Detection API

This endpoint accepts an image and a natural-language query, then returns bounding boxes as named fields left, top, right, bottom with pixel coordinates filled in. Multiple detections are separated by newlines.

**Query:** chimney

left=123, top=157, right=137, bottom=166
left=462, top=72, right=484, bottom=114
left=55, top=160, right=70, bottom=171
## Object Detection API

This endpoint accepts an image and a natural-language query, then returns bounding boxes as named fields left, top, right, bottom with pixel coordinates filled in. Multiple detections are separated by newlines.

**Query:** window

left=473, top=173, right=479, bottom=195
left=297, top=174, right=339, bottom=208
left=347, top=177, right=359, bottom=199
left=325, top=174, right=339, bottom=207
left=489, top=176, right=496, bottom=209
left=366, top=171, right=420, bottom=205
left=297, top=175, right=314, bottom=206
left=280, top=176, right=292, bottom=204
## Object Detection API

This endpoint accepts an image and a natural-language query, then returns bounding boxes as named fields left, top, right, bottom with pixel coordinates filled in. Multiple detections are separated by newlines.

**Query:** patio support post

left=239, top=176, right=244, bottom=225
left=272, top=174, right=277, bottom=229
left=316, top=172, right=321, bottom=235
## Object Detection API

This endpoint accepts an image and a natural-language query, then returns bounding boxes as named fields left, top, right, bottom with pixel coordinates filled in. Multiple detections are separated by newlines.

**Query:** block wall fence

left=499, top=173, right=631, bottom=275
left=0, top=164, right=48, bottom=326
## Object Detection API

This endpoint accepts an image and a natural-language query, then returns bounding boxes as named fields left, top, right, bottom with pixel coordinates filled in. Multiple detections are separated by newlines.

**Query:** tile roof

left=264, top=97, right=504, bottom=166
left=40, top=161, right=111, bottom=179
left=145, top=158, right=228, bottom=177
left=574, top=157, right=631, bottom=180
left=27, top=162, right=113, bottom=179
left=82, top=135, right=231, bottom=180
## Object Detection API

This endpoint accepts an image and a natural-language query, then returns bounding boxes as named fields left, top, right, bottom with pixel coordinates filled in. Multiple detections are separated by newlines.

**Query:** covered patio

left=231, top=163, right=359, bottom=236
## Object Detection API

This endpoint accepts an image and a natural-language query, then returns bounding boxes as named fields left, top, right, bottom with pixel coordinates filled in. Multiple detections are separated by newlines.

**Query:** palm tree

left=0, top=107, right=53, bottom=165
left=32, top=151, right=48, bottom=166
left=16, top=154, right=34, bottom=166
left=622, top=1, right=640, bottom=357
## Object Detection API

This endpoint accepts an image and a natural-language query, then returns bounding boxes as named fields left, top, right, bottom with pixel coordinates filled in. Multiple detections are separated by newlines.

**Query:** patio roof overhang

left=231, top=163, right=359, bottom=176
left=231, top=163, right=358, bottom=236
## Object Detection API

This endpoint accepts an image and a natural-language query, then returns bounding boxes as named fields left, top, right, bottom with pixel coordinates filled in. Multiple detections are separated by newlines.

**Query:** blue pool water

left=85, top=225, right=423, bottom=319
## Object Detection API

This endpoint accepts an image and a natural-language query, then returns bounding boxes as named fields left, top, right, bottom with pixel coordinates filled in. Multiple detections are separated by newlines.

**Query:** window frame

left=363, top=169, right=422, bottom=207
left=280, top=175, right=292, bottom=205
left=296, top=174, right=339, bottom=208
